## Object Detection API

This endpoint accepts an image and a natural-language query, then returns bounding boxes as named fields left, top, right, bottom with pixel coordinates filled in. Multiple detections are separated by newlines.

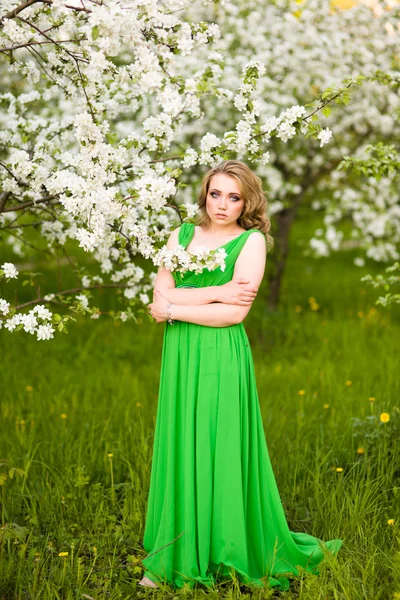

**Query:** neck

left=204, top=221, right=240, bottom=236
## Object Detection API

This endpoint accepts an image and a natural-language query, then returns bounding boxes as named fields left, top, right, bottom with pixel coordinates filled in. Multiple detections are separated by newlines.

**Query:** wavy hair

left=195, top=160, right=274, bottom=252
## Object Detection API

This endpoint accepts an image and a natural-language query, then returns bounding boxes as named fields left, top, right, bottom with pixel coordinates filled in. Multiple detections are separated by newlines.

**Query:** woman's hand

left=147, top=289, right=170, bottom=323
left=217, top=277, right=258, bottom=306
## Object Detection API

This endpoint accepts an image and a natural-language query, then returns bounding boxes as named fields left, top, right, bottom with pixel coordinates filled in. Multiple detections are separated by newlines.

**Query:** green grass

left=1, top=218, right=400, bottom=599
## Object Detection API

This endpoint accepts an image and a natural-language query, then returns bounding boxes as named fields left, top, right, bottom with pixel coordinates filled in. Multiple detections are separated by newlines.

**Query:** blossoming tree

left=181, top=0, right=400, bottom=306
left=0, top=0, right=398, bottom=338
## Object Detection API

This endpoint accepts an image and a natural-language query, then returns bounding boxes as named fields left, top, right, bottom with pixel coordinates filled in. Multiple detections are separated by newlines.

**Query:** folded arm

left=154, top=227, right=220, bottom=305
left=155, top=267, right=221, bottom=305
left=167, top=230, right=267, bottom=327
left=170, top=302, right=241, bottom=327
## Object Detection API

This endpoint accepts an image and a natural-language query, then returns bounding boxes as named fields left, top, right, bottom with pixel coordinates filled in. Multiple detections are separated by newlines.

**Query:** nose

left=218, top=199, right=227, bottom=210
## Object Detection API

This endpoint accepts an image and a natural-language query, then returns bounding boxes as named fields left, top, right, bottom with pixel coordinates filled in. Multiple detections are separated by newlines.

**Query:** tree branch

left=1, top=0, right=51, bottom=21
left=0, top=39, right=83, bottom=53
left=0, top=191, right=11, bottom=212
left=0, top=161, right=29, bottom=188
left=14, top=282, right=139, bottom=310
left=0, top=220, right=44, bottom=230
left=1, top=196, right=60, bottom=212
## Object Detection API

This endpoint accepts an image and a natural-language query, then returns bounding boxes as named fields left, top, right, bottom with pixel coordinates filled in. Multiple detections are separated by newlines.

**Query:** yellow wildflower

left=380, top=413, right=390, bottom=423
left=369, top=397, right=376, bottom=402
left=335, top=467, right=343, bottom=473
left=295, top=305, right=302, bottom=312
left=136, top=402, right=142, bottom=407
left=310, top=302, right=319, bottom=311
left=357, top=447, right=365, bottom=454
left=107, top=453, right=113, bottom=458
left=58, top=552, right=68, bottom=557
left=298, top=390, right=305, bottom=396
left=331, top=0, right=356, bottom=8
left=61, top=413, right=67, bottom=420
left=345, top=380, right=352, bottom=386
left=25, top=385, right=33, bottom=392
left=323, top=403, right=329, bottom=409
left=388, top=519, right=395, bottom=526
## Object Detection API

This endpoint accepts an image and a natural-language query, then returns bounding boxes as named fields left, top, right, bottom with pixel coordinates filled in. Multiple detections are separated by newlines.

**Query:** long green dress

left=141, top=222, right=342, bottom=591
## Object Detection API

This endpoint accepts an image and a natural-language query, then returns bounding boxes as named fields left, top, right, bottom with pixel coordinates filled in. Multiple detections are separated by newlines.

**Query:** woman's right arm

left=153, top=227, right=257, bottom=307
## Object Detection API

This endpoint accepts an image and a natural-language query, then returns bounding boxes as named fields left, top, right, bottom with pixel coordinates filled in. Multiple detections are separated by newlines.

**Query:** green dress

left=141, top=222, right=342, bottom=591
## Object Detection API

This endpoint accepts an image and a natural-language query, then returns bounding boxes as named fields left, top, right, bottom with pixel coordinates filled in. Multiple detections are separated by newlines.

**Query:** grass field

left=1, top=218, right=399, bottom=599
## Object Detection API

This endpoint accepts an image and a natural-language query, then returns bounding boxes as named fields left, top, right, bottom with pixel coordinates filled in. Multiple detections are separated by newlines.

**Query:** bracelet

left=166, top=302, right=174, bottom=325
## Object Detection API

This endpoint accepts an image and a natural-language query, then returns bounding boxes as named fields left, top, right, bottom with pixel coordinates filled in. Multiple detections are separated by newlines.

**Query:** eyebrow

left=210, top=188, right=241, bottom=196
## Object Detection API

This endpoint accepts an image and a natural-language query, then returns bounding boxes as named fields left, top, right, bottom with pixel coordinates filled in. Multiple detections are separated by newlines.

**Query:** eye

left=210, top=191, right=219, bottom=198
left=230, top=196, right=240, bottom=202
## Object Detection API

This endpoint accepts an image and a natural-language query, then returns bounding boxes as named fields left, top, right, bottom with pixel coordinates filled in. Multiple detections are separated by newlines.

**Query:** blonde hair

left=196, top=160, right=274, bottom=252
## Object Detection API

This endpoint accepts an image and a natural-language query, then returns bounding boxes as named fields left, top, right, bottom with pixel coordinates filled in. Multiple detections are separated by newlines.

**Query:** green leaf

left=321, top=88, right=332, bottom=99
left=322, top=106, right=331, bottom=118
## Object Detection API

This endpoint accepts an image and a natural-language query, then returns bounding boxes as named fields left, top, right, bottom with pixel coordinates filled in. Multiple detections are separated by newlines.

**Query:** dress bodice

left=172, top=222, right=265, bottom=289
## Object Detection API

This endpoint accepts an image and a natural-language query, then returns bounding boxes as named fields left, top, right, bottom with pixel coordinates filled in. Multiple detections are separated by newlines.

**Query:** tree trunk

left=267, top=191, right=305, bottom=310
left=265, top=156, right=342, bottom=309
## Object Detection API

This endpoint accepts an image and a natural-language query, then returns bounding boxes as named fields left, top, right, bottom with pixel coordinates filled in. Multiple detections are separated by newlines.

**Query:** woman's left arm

left=149, top=232, right=267, bottom=327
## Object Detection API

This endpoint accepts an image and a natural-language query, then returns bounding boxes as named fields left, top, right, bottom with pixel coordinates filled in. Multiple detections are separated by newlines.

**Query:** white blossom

left=0, top=299, right=10, bottom=315
left=1, top=262, right=19, bottom=279
left=33, top=305, right=53, bottom=320
left=37, top=324, right=55, bottom=340
left=76, top=294, right=89, bottom=309
left=317, top=127, right=333, bottom=147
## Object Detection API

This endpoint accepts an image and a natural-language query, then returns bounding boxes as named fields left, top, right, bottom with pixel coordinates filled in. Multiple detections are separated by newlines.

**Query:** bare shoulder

left=243, top=230, right=267, bottom=252
left=233, top=230, right=267, bottom=291
left=165, top=225, right=182, bottom=250
left=235, top=229, right=266, bottom=273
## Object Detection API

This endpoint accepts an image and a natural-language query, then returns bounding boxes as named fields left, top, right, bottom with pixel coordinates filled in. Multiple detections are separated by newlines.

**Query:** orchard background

left=0, top=0, right=399, bottom=598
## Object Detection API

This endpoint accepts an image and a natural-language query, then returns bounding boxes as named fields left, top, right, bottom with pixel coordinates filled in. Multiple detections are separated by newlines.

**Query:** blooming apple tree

left=178, top=0, right=400, bottom=307
left=0, top=0, right=398, bottom=338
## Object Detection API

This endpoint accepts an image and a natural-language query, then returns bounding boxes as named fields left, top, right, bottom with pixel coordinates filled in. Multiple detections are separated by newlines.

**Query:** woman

left=139, top=160, right=343, bottom=591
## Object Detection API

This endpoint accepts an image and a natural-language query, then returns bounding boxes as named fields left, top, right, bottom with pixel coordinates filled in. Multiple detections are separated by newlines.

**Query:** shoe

left=138, top=576, right=159, bottom=588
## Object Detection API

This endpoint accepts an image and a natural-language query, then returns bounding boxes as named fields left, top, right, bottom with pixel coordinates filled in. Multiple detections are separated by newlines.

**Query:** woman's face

left=205, top=173, right=245, bottom=228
